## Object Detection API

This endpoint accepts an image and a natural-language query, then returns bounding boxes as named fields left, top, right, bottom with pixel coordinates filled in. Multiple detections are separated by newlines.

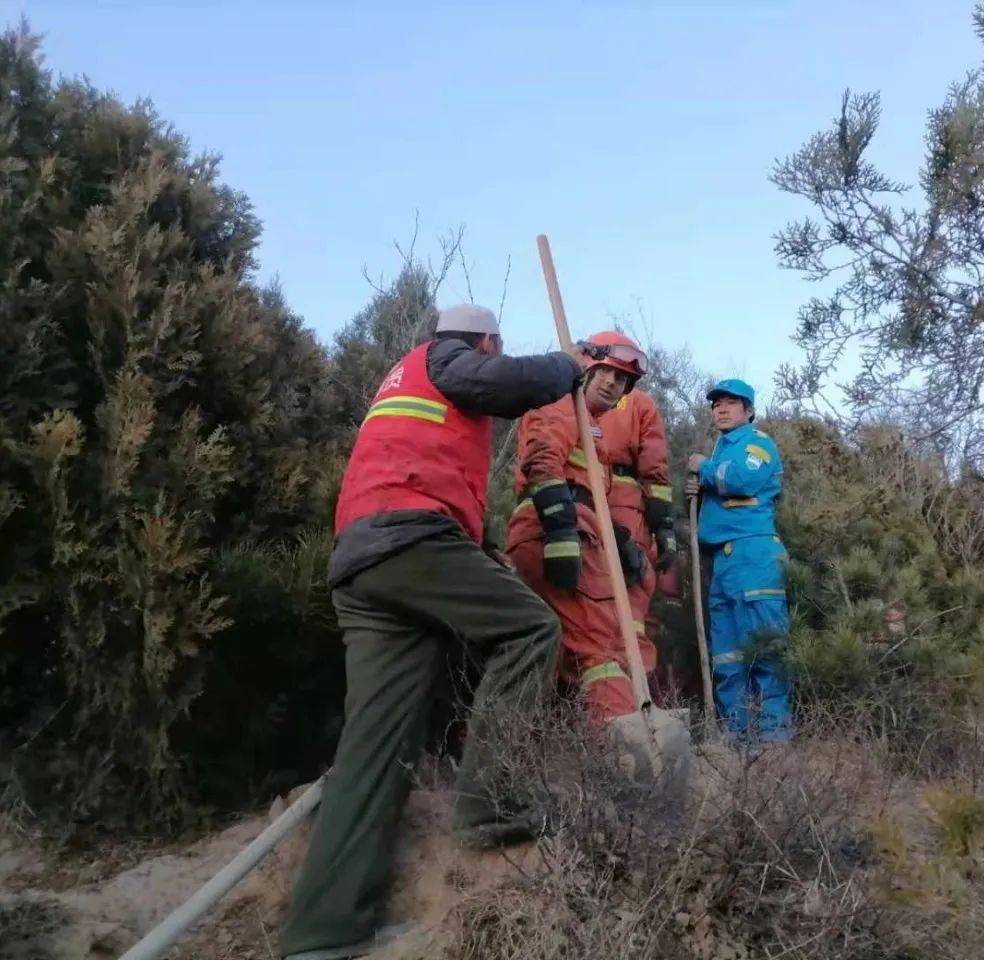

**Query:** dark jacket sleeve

left=426, top=338, right=581, bottom=419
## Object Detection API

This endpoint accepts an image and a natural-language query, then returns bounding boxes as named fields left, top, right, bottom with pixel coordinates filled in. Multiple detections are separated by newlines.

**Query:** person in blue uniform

left=685, top=379, right=792, bottom=742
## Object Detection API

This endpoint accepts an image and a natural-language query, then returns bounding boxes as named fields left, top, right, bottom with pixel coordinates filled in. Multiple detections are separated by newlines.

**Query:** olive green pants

left=280, top=529, right=560, bottom=956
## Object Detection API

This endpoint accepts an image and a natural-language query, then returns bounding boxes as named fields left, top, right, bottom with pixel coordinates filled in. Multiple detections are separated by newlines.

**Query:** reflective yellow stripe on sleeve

left=647, top=484, right=673, bottom=502
left=613, top=474, right=640, bottom=486
left=745, top=443, right=772, bottom=463
left=363, top=395, right=448, bottom=426
left=530, top=478, right=567, bottom=494
left=567, top=447, right=588, bottom=469
left=633, top=620, right=645, bottom=636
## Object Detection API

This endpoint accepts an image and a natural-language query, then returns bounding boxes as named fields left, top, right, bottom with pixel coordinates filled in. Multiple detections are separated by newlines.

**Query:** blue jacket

left=697, top=423, right=783, bottom=546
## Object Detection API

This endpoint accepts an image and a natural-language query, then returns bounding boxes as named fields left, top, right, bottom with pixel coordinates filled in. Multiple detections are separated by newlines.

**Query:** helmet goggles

left=577, top=340, right=648, bottom=377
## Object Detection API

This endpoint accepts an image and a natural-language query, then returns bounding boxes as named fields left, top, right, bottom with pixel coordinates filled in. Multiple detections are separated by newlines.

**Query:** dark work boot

left=284, top=922, right=413, bottom=959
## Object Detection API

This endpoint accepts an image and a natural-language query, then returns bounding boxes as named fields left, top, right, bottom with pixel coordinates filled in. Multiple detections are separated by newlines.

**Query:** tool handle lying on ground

left=117, top=777, right=325, bottom=960
left=687, top=478, right=715, bottom=723
left=536, top=234, right=650, bottom=711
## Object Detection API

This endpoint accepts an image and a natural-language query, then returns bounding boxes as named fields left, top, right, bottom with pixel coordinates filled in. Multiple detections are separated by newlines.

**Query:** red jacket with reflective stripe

left=334, top=342, right=493, bottom=543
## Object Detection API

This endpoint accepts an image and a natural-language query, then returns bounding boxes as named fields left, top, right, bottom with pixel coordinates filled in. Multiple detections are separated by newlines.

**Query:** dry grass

left=0, top=897, right=68, bottom=960
left=436, top=699, right=984, bottom=960
left=3, top=691, right=981, bottom=960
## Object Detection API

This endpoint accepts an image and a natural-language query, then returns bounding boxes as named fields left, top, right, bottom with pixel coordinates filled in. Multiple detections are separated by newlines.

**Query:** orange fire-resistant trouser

left=507, top=500, right=638, bottom=725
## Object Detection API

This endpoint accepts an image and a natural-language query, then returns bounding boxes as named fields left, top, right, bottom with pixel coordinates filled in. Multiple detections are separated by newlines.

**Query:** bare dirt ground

left=1, top=812, right=269, bottom=959
left=0, top=787, right=540, bottom=960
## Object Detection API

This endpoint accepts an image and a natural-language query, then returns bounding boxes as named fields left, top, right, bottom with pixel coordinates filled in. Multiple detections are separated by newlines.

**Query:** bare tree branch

left=497, top=254, right=512, bottom=321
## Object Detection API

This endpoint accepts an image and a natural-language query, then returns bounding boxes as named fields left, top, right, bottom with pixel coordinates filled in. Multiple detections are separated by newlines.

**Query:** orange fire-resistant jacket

left=599, top=390, right=675, bottom=666
left=600, top=390, right=672, bottom=548
left=506, top=396, right=638, bottom=724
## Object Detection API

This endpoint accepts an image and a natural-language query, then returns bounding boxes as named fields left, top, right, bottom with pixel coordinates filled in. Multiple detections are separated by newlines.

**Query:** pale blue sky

left=10, top=1, right=984, bottom=400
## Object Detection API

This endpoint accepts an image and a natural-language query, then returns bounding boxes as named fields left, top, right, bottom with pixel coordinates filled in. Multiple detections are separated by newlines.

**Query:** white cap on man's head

left=436, top=304, right=500, bottom=336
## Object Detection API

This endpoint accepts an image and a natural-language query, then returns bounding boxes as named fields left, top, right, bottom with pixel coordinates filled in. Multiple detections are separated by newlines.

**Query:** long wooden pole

left=536, top=235, right=650, bottom=710
left=688, top=486, right=716, bottom=722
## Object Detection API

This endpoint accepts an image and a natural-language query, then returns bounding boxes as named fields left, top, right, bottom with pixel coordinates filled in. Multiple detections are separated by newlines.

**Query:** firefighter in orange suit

left=506, top=335, right=650, bottom=726
left=595, top=333, right=679, bottom=693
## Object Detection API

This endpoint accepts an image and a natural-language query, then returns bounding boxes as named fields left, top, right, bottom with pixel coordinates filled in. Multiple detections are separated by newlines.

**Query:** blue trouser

left=706, top=535, right=792, bottom=741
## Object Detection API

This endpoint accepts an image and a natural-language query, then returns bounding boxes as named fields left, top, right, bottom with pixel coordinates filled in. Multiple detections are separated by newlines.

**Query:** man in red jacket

left=281, top=304, right=582, bottom=960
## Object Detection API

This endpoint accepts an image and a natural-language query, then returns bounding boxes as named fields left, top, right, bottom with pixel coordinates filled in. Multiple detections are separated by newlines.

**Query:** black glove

left=645, top=495, right=677, bottom=572
left=612, top=523, right=647, bottom=587
left=645, top=492, right=672, bottom=534
left=543, top=530, right=582, bottom=589
left=533, top=481, right=581, bottom=590
left=653, top=522, right=678, bottom=572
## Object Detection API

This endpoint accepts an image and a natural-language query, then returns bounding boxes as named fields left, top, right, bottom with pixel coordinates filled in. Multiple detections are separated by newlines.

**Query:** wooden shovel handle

left=536, top=235, right=650, bottom=710
left=688, top=478, right=715, bottom=720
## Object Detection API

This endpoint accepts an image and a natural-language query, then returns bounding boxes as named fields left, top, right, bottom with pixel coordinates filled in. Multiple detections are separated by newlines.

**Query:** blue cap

left=707, top=378, right=755, bottom=406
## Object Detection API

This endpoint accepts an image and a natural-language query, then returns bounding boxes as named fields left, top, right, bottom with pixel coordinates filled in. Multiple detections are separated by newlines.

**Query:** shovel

left=536, top=235, right=689, bottom=783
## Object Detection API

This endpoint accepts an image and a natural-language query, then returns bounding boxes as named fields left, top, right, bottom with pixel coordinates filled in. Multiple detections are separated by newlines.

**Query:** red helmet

left=579, top=331, right=648, bottom=392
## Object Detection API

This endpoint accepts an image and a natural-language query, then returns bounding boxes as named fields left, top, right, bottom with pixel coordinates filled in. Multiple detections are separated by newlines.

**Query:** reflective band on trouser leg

left=712, top=649, right=745, bottom=667
left=743, top=588, right=785, bottom=599
left=544, top=540, right=581, bottom=560
left=582, top=661, right=628, bottom=687
left=581, top=660, right=636, bottom=723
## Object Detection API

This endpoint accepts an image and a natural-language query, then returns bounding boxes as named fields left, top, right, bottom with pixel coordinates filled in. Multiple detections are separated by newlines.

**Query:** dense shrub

left=769, top=418, right=984, bottom=776
left=0, top=24, right=448, bottom=833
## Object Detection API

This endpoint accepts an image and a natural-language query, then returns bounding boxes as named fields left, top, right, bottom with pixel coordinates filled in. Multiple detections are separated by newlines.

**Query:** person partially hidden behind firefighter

left=686, top=379, right=793, bottom=744
left=280, top=305, right=583, bottom=960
